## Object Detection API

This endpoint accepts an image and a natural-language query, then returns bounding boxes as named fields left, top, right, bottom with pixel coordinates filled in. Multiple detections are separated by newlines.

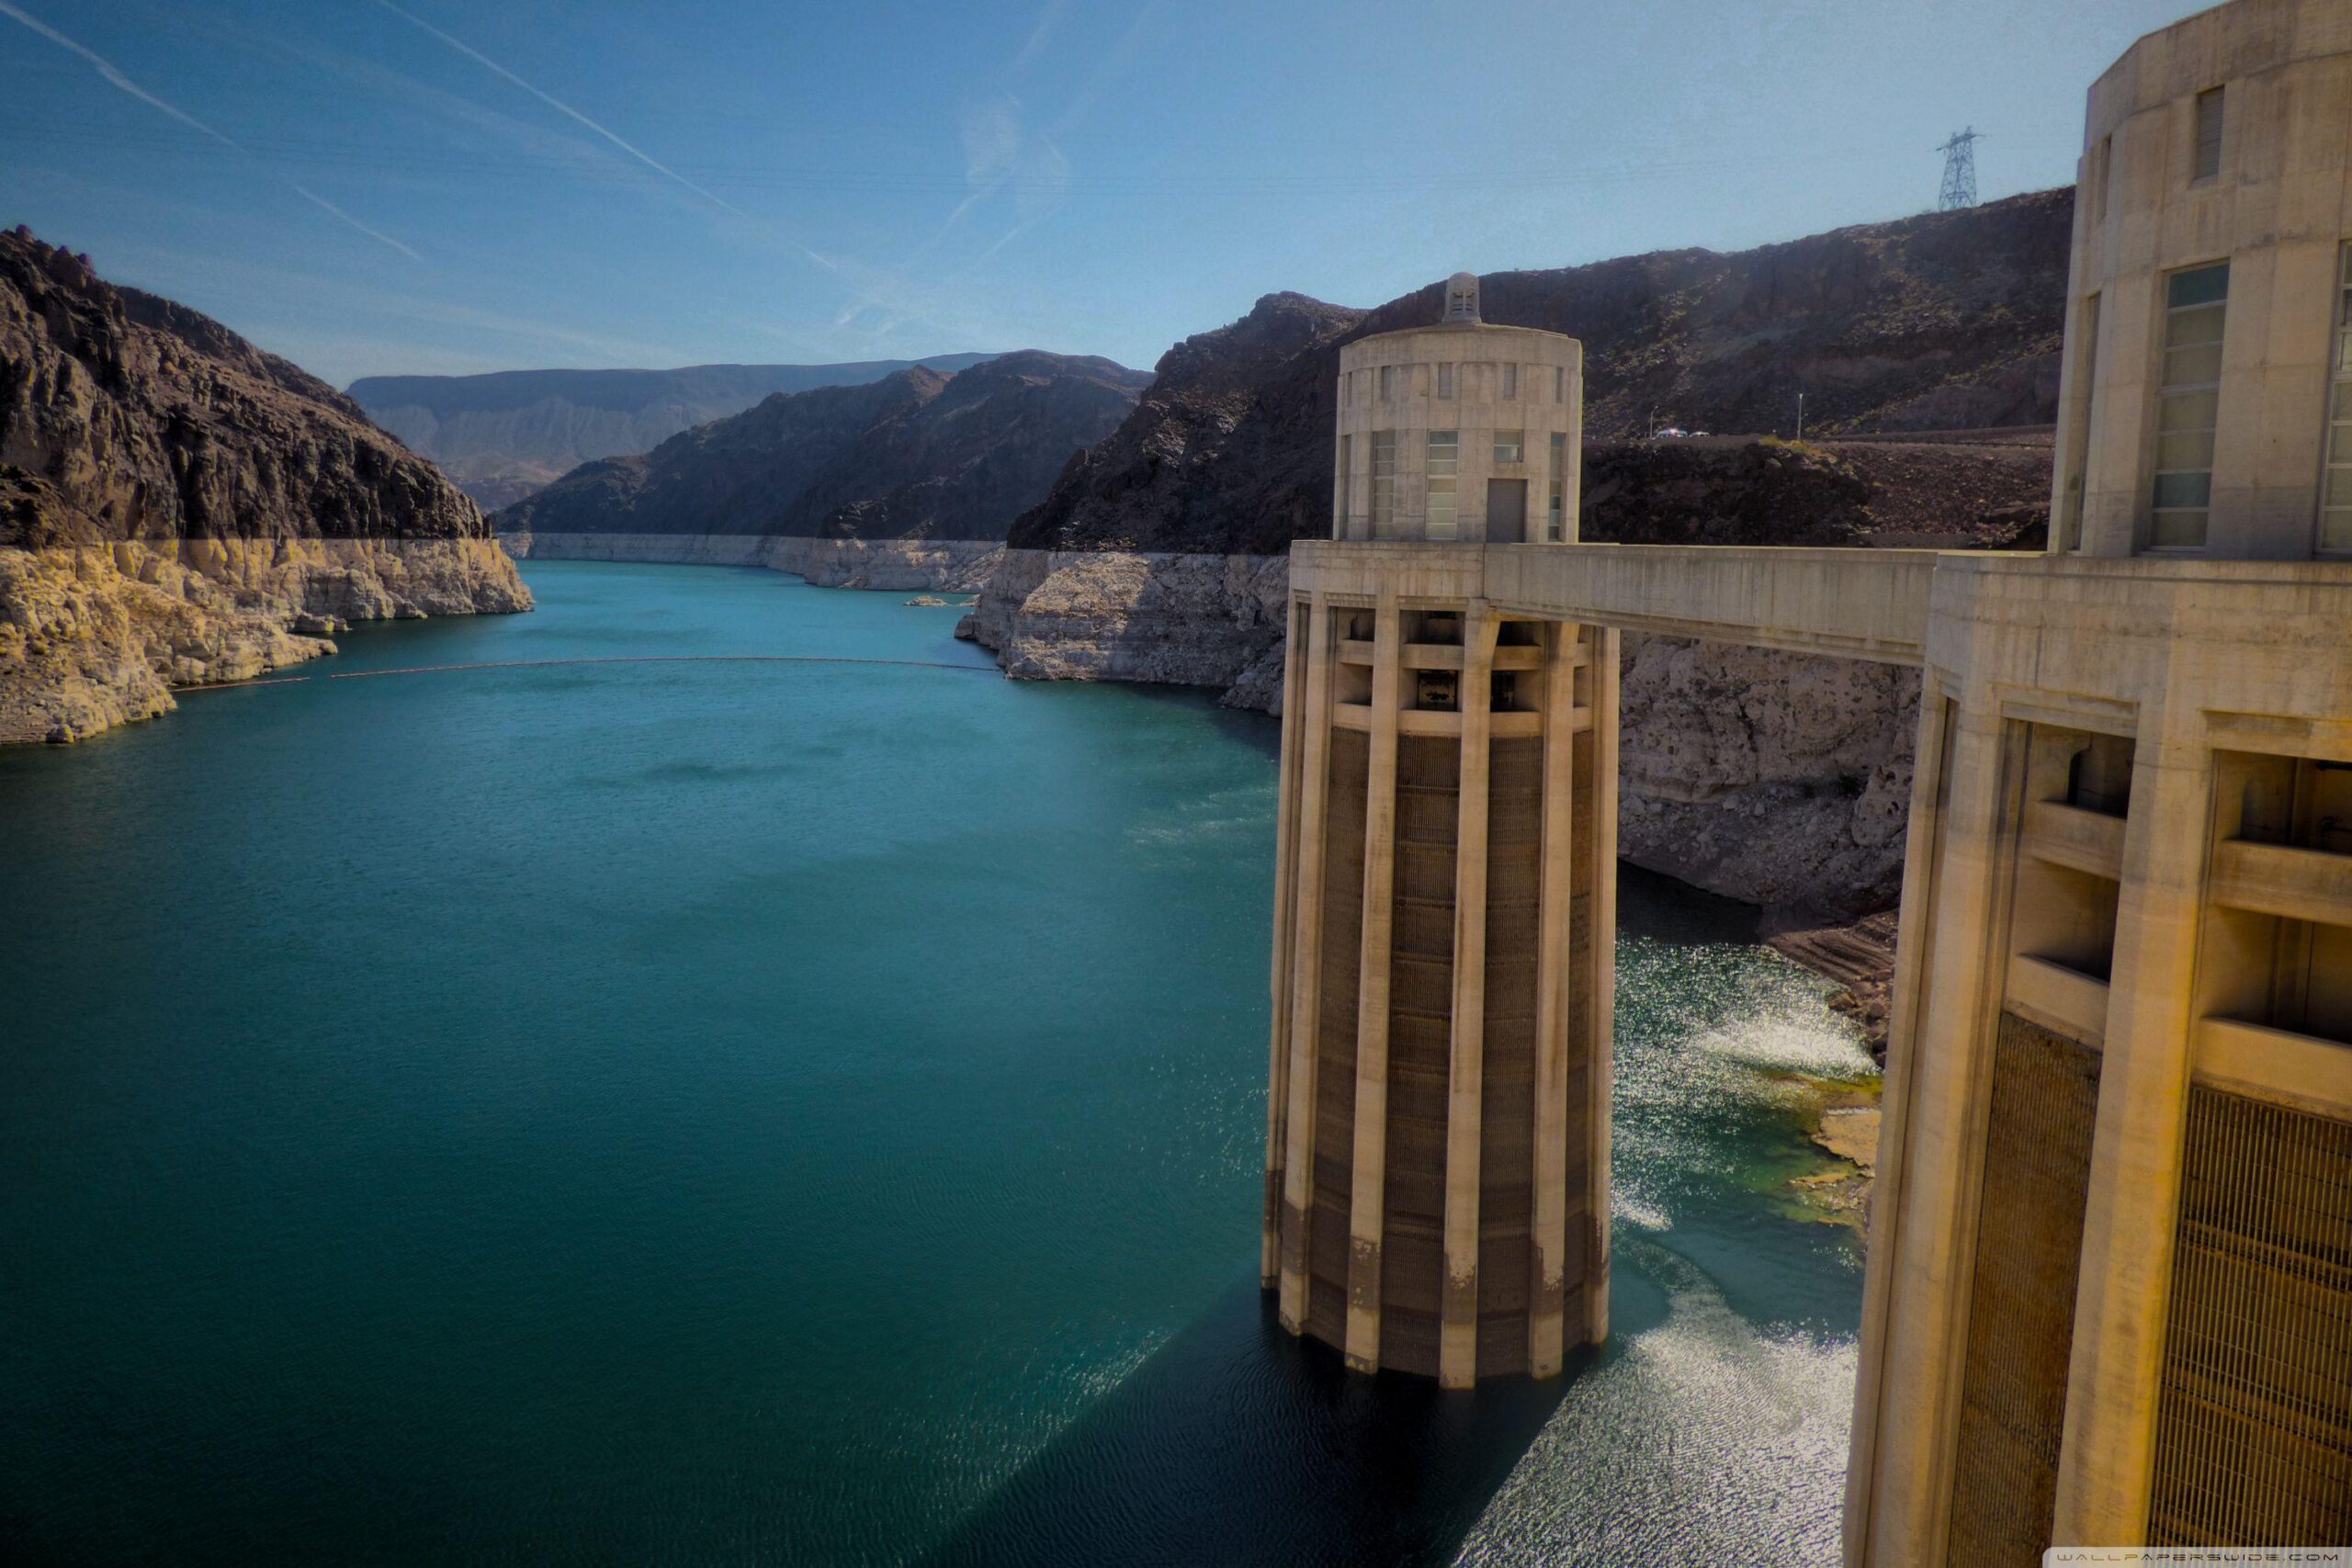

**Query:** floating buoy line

left=178, top=653, right=999, bottom=693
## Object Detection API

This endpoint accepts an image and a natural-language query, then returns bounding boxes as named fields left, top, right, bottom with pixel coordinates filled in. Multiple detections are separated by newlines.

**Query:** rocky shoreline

left=0, top=230, right=531, bottom=747
left=0, top=536, right=528, bottom=745
left=501, top=530, right=1003, bottom=591
left=957, top=549, right=1290, bottom=711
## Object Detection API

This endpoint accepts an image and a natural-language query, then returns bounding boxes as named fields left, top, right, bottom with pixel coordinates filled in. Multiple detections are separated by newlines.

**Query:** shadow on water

left=1615, top=862, right=1766, bottom=947
left=919, top=1280, right=1595, bottom=1568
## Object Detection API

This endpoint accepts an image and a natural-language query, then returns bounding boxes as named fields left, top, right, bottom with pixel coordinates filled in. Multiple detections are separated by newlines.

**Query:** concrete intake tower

left=1263, top=1, right=2352, bottom=1557
left=1261, top=274, right=1612, bottom=1385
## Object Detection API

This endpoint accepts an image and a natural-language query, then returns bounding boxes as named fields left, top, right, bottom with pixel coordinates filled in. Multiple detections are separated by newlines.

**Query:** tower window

left=1493, top=430, right=1523, bottom=465
left=1437, top=363, right=1455, bottom=400
left=2193, top=87, right=2224, bottom=183
left=1378, top=365, right=1394, bottom=402
left=1547, top=432, right=1566, bottom=542
left=1501, top=363, right=1519, bottom=400
left=1335, top=433, right=1352, bottom=539
left=2151, top=262, right=2228, bottom=550
left=1554, top=366, right=1566, bottom=403
left=2095, top=135, right=2114, bottom=221
left=1371, top=430, right=1397, bottom=537
left=2060, top=293, right=2100, bottom=552
left=1425, top=430, right=1459, bottom=539
left=2323, top=244, right=2352, bottom=553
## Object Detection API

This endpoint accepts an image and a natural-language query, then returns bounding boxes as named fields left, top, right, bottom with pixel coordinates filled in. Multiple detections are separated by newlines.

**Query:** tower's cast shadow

left=916, top=1277, right=1643, bottom=1568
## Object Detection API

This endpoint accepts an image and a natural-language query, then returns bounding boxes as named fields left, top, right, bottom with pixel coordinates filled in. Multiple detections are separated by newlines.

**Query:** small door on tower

left=1486, top=479, right=1527, bottom=543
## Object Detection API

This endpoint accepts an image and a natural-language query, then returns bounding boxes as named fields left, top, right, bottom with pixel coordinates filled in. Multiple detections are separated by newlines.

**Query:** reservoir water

left=0, top=562, right=1876, bottom=1565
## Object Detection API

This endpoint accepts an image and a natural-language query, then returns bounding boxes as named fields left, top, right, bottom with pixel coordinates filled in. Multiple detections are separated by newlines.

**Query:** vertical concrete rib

left=1344, top=597, right=1403, bottom=1372
left=2052, top=709, right=2211, bottom=1545
left=1584, top=626, right=1621, bottom=1343
left=1860, top=703, right=2022, bottom=1568
left=1262, top=599, right=1309, bottom=1286
left=1529, top=619, right=1582, bottom=1377
left=1277, top=595, right=1336, bottom=1332
left=1844, top=681, right=1952, bottom=1564
left=1441, top=602, right=1497, bottom=1387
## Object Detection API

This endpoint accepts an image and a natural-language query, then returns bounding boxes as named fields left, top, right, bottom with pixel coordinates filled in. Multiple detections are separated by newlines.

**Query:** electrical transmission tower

left=1936, top=128, right=1983, bottom=210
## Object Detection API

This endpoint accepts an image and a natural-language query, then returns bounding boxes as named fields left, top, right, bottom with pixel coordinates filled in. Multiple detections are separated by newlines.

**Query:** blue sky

left=1, top=0, right=2191, bottom=388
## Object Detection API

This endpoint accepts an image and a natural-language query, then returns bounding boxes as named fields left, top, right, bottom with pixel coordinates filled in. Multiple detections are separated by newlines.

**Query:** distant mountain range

left=493, top=351, right=1150, bottom=543
left=348, top=355, right=1000, bottom=508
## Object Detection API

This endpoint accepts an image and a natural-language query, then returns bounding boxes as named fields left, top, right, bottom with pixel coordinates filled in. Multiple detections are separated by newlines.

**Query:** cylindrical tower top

left=2051, top=0, right=2352, bottom=560
left=1331, top=302, right=1584, bottom=547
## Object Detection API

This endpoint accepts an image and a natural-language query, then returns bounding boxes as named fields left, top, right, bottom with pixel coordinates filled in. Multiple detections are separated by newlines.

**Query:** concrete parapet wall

left=1292, top=540, right=1946, bottom=666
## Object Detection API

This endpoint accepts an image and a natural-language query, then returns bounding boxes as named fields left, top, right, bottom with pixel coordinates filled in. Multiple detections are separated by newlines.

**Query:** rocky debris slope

left=1771, top=910, right=1903, bottom=1056
left=0, top=228, right=529, bottom=743
left=1581, top=435, right=2052, bottom=548
left=493, top=352, right=1149, bottom=545
left=349, top=355, right=1000, bottom=509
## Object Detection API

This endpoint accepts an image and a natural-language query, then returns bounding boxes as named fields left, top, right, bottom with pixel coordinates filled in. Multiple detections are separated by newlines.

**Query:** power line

left=1935, top=128, right=1982, bottom=211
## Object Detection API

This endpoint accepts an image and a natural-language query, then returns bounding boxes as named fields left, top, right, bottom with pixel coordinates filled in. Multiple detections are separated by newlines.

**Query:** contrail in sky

left=371, top=0, right=750, bottom=221
left=368, top=0, right=861, bottom=289
left=0, top=0, right=424, bottom=261
left=288, top=184, right=424, bottom=263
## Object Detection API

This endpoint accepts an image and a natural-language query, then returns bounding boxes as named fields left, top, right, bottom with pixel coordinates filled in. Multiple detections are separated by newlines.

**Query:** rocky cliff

left=960, top=550, right=1291, bottom=707
left=493, top=351, right=1149, bottom=546
left=349, top=355, right=999, bottom=509
left=0, top=228, right=530, bottom=744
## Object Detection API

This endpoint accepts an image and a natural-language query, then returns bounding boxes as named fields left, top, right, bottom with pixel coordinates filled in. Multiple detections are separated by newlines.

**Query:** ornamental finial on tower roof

left=1442, top=272, right=1480, bottom=324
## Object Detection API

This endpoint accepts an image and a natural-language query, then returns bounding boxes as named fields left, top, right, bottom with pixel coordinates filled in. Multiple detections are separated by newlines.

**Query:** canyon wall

left=962, top=550, right=1290, bottom=709
left=503, top=529, right=1002, bottom=591
left=967, top=190, right=2073, bottom=919
left=0, top=230, right=529, bottom=745
left=966, top=548, right=1918, bottom=923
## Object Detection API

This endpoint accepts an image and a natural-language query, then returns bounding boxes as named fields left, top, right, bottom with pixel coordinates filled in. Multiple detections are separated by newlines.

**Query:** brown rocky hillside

left=0, top=227, right=529, bottom=743
left=1011, top=187, right=2074, bottom=556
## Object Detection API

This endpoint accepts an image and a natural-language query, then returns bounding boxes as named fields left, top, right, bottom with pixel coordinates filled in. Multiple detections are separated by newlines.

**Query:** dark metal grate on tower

left=2150, top=1088, right=2352, bottom=1548
left=1946, top=1013, right=2103, bottom=1568
left=1476, top=736, right=1543, bottom=1377
left=1306, top=728, right=1370, bottom=1348
left=1382, top=736, right=1460, bottom=1375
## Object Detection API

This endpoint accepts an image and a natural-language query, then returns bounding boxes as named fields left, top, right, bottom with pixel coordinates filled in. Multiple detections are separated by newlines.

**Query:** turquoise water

left=0, top=562, right=1874, bottom=1565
